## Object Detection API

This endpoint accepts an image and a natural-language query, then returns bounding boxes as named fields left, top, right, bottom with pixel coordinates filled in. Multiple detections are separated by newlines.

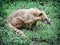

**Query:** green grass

left=0, top=1, right=60, bottom=45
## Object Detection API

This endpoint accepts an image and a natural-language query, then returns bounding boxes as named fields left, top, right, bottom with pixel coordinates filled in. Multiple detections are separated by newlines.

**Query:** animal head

left=29, top=8, right=51, bottom=25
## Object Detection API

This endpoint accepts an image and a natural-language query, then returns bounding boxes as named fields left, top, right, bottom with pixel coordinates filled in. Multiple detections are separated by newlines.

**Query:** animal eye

left=39, top=13, right=43, bottom=16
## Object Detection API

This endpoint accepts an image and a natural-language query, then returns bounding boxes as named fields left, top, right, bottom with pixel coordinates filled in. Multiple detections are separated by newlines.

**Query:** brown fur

left=7, top=8, right=50, bottom=37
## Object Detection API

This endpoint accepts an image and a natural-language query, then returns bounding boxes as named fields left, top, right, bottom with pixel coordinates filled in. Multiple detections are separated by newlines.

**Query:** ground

left=0, top=0, right=60, bottom=45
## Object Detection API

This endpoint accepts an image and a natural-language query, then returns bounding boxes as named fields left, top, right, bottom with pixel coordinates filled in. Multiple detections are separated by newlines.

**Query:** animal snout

left=44, top=19, right=51, bottom=25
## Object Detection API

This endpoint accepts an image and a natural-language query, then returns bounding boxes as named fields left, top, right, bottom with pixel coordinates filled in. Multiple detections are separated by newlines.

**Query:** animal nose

left=44, top=19, right=51, bottom=25
left=47, top=21, right=51, bottom=25
left=47, top=19, right=51, bottom=25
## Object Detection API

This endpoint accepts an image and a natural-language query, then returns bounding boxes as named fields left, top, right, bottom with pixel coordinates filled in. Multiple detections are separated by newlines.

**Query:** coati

left=7, top=8, right=51, bottom=37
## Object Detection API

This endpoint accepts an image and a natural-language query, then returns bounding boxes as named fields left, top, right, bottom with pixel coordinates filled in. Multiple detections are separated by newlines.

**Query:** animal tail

left=6, top=20, right=26, bottom=37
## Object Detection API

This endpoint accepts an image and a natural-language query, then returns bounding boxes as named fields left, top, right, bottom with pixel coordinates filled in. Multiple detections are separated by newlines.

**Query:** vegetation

left=0, top=0, right=60, bottom=45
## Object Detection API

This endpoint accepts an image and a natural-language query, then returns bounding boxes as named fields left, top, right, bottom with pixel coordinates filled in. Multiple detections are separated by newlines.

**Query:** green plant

left=0, top=0, right=60, bottom=45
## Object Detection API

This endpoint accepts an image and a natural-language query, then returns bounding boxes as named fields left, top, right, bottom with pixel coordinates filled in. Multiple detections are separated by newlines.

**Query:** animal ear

left=29, top=8, right=37, bottom=15
left=30, top=11, right=37, bottom=17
